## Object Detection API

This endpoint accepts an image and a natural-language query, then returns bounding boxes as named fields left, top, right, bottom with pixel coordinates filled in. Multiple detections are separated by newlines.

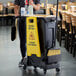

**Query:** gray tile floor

left=0, top=25, right=76, bottom=76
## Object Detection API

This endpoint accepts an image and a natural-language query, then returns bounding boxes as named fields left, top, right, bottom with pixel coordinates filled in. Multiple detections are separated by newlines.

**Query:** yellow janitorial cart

left=23, top=0, right=61, bottom=74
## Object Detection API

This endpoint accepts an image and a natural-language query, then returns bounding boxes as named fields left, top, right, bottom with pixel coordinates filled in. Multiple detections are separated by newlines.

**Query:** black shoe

left=19, top=59, right=24, bottom=67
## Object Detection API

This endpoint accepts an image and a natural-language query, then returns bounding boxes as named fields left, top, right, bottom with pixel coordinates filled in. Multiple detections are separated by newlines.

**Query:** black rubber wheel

left=23, top=65, right=27, bottom=70
left=34, top=66, right=37, bottom=71
left=56, top=68, right=60, bottom=72
left=34, top=66, right=38, bottom=73
left=34, top=69, right=37, bottom=73
left=44, top=69, right=47, bottom=74
left=34, top=66, right=37, bottom=69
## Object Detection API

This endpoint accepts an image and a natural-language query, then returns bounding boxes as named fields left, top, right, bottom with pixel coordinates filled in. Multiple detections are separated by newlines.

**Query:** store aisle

left=0, top=26, right=76, bottom=76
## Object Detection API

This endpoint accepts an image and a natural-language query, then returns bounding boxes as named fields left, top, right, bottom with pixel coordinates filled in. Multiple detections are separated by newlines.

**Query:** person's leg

left=18, top=17, right=26, bottom=66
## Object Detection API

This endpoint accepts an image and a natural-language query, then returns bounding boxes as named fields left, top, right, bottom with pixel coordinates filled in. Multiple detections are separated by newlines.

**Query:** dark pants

left=19, top=17, right=26, bottom=58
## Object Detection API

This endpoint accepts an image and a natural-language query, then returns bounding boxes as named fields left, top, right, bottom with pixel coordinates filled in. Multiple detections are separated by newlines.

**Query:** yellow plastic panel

left=47, top=49, right=61, bottom=56
left=26, top=17, right=41, bottom=57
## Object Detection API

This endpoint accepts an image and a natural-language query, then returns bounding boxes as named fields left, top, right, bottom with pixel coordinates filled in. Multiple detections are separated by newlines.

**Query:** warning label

left=28, top=42, right=36, bottom=46
left=28, top=25, right=35, bottom=29
left=29, top=32, right=35, bottom=40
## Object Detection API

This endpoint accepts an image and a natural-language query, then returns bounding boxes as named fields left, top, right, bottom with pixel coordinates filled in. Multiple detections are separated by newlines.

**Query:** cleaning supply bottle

left=25, top=0, right=33, bottom=15
left=28, top=4, right=33, bottom=15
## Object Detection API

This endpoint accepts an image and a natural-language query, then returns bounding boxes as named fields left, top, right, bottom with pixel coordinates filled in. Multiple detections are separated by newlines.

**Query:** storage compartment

left=47, top=49, right=61, bottom=63
left=37, top=17, right=56, bottom=54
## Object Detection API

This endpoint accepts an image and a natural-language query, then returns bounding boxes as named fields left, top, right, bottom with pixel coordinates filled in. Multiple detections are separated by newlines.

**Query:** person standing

left=14, top=0, right=40, bottom=67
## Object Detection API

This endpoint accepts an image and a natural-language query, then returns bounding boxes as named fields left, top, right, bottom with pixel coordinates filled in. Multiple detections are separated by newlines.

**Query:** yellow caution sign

left=26, top=17, right=41, bottom=57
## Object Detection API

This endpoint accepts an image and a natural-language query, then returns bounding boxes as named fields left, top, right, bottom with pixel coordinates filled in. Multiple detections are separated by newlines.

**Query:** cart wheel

left=56, top=68, right=60, bottom=72
left=34, top=66, right=38, bottom=73
left=34, top=66, right=37, bottom=69
left=34, top=66, right=37, bottom=71
left=23, top=65, right=27, bottom=70
left=44, top=69, right=47, bottom=74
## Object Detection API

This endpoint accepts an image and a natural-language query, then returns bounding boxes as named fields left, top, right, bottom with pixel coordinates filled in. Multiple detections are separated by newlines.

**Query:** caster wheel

left=34, top=66, right=37, bottom=71
left=44, top=69, right=47, bottom=74
left=34, top=66, right=37, bottom=69
left=34, top=69, right=37, bottom=73
left=56, top=68, right=60, bottom=72
left=34, top=67, right=38, bottom=73
left=23, top=65, right=27, bottom=70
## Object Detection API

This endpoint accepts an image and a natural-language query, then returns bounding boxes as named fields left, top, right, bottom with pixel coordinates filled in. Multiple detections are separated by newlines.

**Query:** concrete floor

left=0, top=25, right=76, bottom=76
